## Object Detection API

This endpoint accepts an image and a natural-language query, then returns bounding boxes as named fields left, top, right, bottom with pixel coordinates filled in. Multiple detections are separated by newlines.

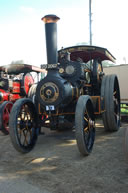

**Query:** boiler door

left=40, top=82, right=59, bottom=103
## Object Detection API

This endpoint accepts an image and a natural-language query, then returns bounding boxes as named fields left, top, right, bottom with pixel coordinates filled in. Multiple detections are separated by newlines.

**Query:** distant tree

left=75, top=42, right=88, bottom=46
left=102, top=60, right=114, bottom=67
left=123, top=57, right=126, bottom=64
left=11, top=60, right=24, bottom=64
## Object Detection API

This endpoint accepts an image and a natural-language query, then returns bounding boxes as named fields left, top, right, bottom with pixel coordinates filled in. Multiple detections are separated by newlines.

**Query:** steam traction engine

left=0, top=64, right=45, bottom=134
left=9, top=15, right=120, bottom=156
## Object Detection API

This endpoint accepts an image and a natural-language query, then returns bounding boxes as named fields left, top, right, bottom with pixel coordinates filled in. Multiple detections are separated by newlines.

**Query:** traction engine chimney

left=41, top=14, right=60, bottom=65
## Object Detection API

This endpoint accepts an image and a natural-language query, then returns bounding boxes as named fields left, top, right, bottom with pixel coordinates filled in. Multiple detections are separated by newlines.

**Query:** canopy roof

left=0, top=64, right=46, bottom=75
left=58, top=45, right=116, bottom=63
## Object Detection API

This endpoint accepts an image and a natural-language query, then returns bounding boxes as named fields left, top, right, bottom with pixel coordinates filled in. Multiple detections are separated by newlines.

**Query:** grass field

left=121, top=104, right=128, bottom=114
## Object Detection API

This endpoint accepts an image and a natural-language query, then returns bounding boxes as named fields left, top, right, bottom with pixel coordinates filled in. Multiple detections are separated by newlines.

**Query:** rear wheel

left=75, top=95, right=95, bottom=156
left=0, top=101, right=13, bottom=135
left=21, top=73, right=34, bottom=96
left=101, top=75, right=120, bottom=131
left=9, top=98, right=38, bottom=153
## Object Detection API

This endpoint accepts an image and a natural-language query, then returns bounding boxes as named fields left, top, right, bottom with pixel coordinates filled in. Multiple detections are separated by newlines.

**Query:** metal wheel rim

left=83, top=101, right=95, bottom=152
left=113, top=80, right=120, bottom=127
left=16, top=104, right=36, bottom=148
left=3, top=103, right=13, bottom=132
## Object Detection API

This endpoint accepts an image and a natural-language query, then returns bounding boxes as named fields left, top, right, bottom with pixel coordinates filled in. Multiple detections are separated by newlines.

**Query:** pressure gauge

left=65, top=65, right=75, bottom=75
left=59, top=68, right=64, bottom=74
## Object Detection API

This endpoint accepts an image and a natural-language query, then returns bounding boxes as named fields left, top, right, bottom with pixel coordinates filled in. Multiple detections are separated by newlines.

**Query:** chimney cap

left=41, top=14, right=60, bottom=23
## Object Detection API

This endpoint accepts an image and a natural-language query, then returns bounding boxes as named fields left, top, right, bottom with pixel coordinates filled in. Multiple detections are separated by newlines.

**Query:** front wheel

left=9, top=98, right=38, bottom=153
left=75, top=95, right=95, bottom=156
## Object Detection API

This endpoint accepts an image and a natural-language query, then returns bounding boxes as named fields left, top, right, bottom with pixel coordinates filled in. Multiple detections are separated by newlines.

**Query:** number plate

left=46, top=105, right=55, bottom=111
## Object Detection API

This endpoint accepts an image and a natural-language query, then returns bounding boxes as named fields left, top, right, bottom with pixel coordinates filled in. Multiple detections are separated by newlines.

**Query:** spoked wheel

left=75, top=95, right=95, bottom=156
left=9, top=98, right=38, bottom=153
left=0, top=101, right=13, bottom=135
left=101, top=74, right=120, bottom=131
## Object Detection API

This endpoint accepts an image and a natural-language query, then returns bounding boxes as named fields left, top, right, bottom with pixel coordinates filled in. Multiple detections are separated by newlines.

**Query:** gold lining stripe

left=84, top=69, right=91, bottom=72
left=85, top=84, right=92, bottom=87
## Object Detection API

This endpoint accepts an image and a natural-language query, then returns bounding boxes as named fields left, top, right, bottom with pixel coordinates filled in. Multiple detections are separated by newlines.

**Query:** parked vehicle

left=0, top=64, right=46, bottom=134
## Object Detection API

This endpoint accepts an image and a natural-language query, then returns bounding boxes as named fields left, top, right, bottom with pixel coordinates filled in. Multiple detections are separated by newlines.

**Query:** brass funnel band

left=41, top=14, right=60, bottom=23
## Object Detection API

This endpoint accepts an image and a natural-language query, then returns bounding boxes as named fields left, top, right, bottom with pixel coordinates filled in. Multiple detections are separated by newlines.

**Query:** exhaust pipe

left=41, top=15, right=60, bottom=65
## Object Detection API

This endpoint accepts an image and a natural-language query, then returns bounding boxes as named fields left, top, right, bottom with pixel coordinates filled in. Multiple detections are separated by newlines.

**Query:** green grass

left=121, top=104, right=128, bottom=114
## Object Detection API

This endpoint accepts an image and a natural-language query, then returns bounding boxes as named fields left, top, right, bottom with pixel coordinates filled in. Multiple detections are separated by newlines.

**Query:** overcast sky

left=0, top=0, right=128, bottom=66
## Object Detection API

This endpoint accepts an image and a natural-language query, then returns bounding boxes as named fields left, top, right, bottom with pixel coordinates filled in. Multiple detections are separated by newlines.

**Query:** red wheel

left=21, top=73, right=34, bottom=96
left=0, top=101, right=13, bottom=135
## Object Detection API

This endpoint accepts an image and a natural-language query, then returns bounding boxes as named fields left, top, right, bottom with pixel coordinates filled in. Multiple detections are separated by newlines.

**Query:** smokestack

left=41, top=15, right=60, bottom=65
